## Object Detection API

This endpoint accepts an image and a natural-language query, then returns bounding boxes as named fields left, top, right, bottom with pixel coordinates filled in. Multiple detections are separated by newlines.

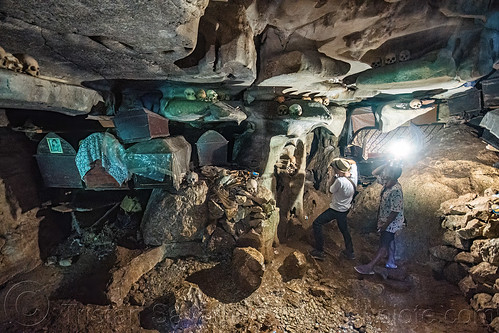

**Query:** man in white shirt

left=310, top=158, right=358, bottom=260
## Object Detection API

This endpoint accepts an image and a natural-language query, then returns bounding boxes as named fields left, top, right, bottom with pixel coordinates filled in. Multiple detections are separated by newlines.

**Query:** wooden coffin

left=196, top=130, right=228, bottom=166
left=447, top=88, right=481, bottom=116
left=482, top=77, right=499, bottom=108
left=113, top=108, right=170, bottom=143
left=83, top=160, right=128, bottom=190
left=35, top=132, right=83, bottom=188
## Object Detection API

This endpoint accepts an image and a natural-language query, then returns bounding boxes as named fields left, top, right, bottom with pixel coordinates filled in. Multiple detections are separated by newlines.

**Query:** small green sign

left=47, top=137, right=63, bottom=154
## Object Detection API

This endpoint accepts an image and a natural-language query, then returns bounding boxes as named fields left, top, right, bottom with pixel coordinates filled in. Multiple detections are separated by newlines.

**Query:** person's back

left=310, top=158, right=357, bottom=260
left=330, top=163, right=357, bottom=212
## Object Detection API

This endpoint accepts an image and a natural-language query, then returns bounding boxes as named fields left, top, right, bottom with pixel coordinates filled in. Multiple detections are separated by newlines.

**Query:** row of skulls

left=371, top=50, right=411, bottom=68
left=184, top=88, right=228, bottom=102
left=0, top=46, right=40, bottom=77
left=276, top=95, right=330, bottom=106
left=276, top=95, right=330, bottom=117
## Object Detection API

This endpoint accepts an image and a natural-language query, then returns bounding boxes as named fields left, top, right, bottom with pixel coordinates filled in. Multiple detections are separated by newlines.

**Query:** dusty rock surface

left=0, top=129, right=41, bottom=285
left=0, top=0, right=496, bottom=99
left=141, top=183, right=209, bottom=246
left=0, top=239, right=488, bottom=333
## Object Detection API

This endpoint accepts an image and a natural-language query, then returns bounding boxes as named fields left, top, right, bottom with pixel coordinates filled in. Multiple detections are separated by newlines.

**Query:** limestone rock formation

left=279, top=250, right=308, bottom=281
left=232, top=247, right=265, bottom=293
left=0, top=0, right=496, bottom=101
left=106, top=245, right=169, bottom=306
left=0, top=130, right=42, bottom=285
left=141, top=182, right=209, bottom=246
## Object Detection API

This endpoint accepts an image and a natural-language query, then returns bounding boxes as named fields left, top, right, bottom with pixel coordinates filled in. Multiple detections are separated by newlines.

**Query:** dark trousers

left=312, top=208, right=353, bottom=254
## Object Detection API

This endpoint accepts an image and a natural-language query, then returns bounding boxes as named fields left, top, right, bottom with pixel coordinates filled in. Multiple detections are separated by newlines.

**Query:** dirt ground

left=0, top=213, right=488, bottom=333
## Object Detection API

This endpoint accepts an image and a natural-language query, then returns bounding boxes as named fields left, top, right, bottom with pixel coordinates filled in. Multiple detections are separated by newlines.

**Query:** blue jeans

left=312, top=208, right=353, bottom=254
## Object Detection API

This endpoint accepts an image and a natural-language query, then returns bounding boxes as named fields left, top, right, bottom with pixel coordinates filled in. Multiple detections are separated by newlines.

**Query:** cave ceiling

left=0, top=0, right=498, bottom=104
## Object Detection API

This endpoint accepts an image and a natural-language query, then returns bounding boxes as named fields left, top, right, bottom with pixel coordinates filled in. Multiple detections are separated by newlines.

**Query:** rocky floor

left=0, top=123, right=497, bottom=332
left=0, top=222, right=489, bottom=333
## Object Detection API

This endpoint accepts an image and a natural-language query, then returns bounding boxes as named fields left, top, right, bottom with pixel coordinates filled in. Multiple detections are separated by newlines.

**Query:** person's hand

left=327, top=166, right=333, bottom=178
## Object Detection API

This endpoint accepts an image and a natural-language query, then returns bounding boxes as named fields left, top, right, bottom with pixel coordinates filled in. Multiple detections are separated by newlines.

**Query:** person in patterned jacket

left=355, top=162, right=404, bottom=275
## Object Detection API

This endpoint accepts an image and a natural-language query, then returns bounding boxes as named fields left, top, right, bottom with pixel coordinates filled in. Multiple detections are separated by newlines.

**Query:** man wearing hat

left=310, top=157, right=358, bottom=260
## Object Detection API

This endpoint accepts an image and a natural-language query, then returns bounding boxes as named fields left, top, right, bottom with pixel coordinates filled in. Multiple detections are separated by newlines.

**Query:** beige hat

left=332, top=158, right=351, bottom=172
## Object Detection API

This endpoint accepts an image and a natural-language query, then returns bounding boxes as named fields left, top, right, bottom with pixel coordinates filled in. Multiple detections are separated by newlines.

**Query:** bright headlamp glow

left=387, top=139, right=413, bottom=160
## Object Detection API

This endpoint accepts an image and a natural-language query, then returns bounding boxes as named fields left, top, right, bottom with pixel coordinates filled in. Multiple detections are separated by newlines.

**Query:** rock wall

left=430, top=190, right=499, bottom=327
left=0, top=129, right=41, bottom=285
left=141, top=166, right=278, bottom=262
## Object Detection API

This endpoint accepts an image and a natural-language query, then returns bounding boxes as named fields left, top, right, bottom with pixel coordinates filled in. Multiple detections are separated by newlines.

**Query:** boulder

left=207, top=227, right=236, bottom=255
left=467, top=196, right=491, bottom=212
left=458, top=275, right=478, bottom=299
left=443, top=262, right=468, bottom=285
left=473, top=210, right=492, bottom=222
left=471, top=239, right=489, bottom=262
left=455, top=251, right=480, bottom=265
left=470, top=293, right=494, bottom=312
left=438, top=193, right=477, bottom=216
left=483, top=222, right=499, bottom=239
left=441, top=214, right=471, bottom=230
left=481, top=239, right=499, bottom=265
left=470, top=262, right=499, bottom=285
left=442, top=230, right=472, bottom=250
left=234, top=206, right=249, bottom=223
left=232, top=247, right=265, bottom=292
left=428, top=254, right=447, bottom=275
left=163, top=242, right=206, bottom=259
left=429, top=245, right=459, bottom=261
left=208, top=199, right=225, bottom=220
left=236, top=229, right=263, bottom=252
left=174, top=282, right=213, bottom=331
left=141, top=183, right=208, bottom=246
left=248, top=218, right=263, bottom=228
left=490, top=317, right=499, bottom=333
left=107, top=245, right=168, bottom=306
left=220, top=218, right=237, bottom=237
left=456, top=219, right=485, bottom=240
left=279, top=250, right=308, bottom=281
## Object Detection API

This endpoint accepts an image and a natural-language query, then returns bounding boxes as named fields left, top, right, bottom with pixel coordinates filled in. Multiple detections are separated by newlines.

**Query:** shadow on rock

left=186, top=262, right=256, bottom=303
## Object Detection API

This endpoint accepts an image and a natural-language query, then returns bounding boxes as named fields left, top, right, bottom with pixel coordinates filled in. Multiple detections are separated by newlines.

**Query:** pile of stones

left=429, top=188, right=499, bottom=329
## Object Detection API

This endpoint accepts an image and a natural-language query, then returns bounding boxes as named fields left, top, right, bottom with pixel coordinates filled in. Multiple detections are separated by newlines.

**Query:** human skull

left=206, top=89, right=218, bottom=102
left=0, top=46, right=6, bottom=69
left=4, top=53, right=23, bottom=72
left=246, top=179, right=258, bottom=195
left=384, top=52, right=397, bottom=65
left=289, top=104, right=303, bottom=117
left=277, top=104, right=289, bottom=116
left=186, top=171, right=198, bottom=186
left=322, top=97, right=330, bottom=106
left=184, top=88, right=196, bottom=101
left=14, top=54, right=39, bottom=77
left=399, top=50, right=411, bottom=62
left=197, top=89, right=206, bottom=100
left=313, top=97, right=323, bottom=104
left=371, top=57, right=382, bottom=68
left=409, top=99, right=422, bottom=109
